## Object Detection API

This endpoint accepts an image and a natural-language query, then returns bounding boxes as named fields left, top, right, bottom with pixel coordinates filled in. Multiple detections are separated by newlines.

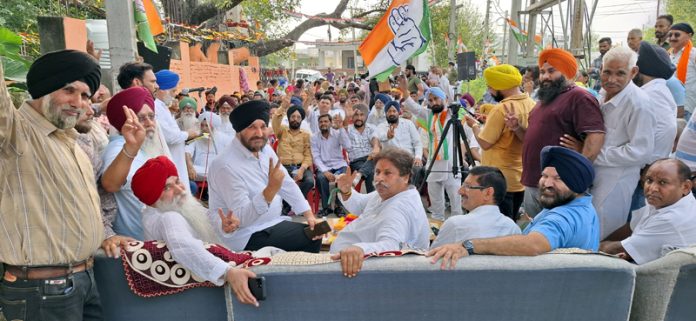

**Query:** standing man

left=208, top=100, right=323, bottom=252
left=519, top=48, right=605, bottom=217
left=591, top=47, right=656, bottom=238
left=116, top=61, right=159, bottom=94
left=0, top=50, right=105, bottom=320
left=325, top=67, right=336, bottom=84
left=655, top=14, right=674, bottom=50
left=627, top=29, right=643, bottom=52
left=311, top=114, right=352, bottom=216
left=405, top=64, right=425, bottom=102
left=465, top=64, right=536, bottom=220
left=668, top=23, right=696, bottom=120
left=591, top=37, right=612, bottom=91
left=154, top=70, right=199, bottom=193
left=346, top=103, right=381, bottom=192
left=400, top=85, right=480, bottom=221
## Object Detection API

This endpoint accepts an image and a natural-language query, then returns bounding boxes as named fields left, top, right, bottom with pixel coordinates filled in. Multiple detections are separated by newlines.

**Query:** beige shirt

left=0, top=79, right=103, bottom=265
left=272, top=110, right=313, bottom=168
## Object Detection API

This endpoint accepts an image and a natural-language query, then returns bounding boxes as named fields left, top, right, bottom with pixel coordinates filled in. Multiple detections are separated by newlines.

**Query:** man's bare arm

left=473, top=232, right=552, bottom=256
left=581, top=132, right=605, bottom=161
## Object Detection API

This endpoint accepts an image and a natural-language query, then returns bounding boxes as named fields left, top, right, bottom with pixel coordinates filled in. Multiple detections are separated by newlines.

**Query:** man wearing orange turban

left=518, top=48, right=606, bottom=217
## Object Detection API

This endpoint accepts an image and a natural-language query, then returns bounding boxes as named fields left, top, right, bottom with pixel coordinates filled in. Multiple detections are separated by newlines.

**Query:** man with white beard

left=176, top=96, right=199, bottom=131
left=186, top=114, right=222, bottom=182
left=101, top=86, right=172, bottom=240
left=154, top=70, right=200, bottom=194
left=131, top=156, right=262, bottom=307
left=215, top=95, right=237, bottom=149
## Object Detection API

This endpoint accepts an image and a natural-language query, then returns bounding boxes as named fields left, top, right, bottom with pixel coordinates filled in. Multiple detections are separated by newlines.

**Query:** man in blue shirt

left=428, top=146, right=600, bottom=269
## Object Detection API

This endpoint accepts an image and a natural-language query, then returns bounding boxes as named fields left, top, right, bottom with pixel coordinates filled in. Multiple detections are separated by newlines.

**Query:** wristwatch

left=462, top=240, right=475, bottom=255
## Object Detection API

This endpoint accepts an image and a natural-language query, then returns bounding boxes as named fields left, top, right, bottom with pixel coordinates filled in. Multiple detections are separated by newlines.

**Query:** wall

left=169, top=42, right=260, bottom=103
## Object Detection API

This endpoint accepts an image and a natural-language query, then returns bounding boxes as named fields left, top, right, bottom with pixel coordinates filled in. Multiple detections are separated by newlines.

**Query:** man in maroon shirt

left=506, top=48, right=605, bottom=217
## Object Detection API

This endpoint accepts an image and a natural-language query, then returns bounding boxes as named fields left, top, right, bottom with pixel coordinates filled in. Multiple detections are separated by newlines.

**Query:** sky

left=294, top=0, right=662, bottom=49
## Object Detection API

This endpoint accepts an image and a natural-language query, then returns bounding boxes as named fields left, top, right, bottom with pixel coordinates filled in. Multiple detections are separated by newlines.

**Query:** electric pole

left=507, top=0, right=522, bottom=65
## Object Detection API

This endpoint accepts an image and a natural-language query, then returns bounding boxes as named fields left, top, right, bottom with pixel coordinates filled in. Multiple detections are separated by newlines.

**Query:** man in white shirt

left=366, top=93, right=391, bottom=127
left=215, top=95, right=237, bottom=150
left=176, top=96, right=199, bottom=131
left=430, top=166, right=521, bottom=248
left=590, top=47, right=656, bottom=238
left=668, top=23, right=696, bottom=120
left=131, top=156, right=260, bottom=306
left=331, top=147, right=431, bottom=277
left=600, top=159, right=696, bottom=264
left=377, top=101, right=423, bottom=162
left=208, top=100, right=323, bottom=252
left=154, top=70, right=200, bottom=193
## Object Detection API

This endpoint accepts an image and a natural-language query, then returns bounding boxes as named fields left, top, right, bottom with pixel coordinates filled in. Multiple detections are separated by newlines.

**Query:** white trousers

left=428, top=175, right=463, bottom=221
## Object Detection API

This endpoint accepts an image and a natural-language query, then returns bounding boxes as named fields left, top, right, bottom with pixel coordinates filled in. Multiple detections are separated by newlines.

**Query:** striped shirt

left=0, top=95, right=103, bottom=265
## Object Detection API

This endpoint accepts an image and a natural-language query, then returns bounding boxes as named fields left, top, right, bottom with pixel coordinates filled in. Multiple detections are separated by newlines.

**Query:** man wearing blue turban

left=428, top=146, right=600, bottom=268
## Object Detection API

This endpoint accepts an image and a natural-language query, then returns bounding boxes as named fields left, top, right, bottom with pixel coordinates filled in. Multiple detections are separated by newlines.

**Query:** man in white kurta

left=131, top=155, right=261, bottom=306
left=154, top=70, right=198, bottom=193
left=401, top=86, right=480, bottom=221
left=430, top=166, right=521, bottom=248
left=599, top=159, right=696, bottom=264
left=208, top=100, right=322, bottom=253
left=330, top=147, right=431, bottom=277
left=591, top=47, right=656, bottom=238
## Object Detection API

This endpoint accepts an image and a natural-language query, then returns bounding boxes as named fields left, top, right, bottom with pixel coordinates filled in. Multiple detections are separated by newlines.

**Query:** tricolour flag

left=359, top=0, right=431, bottom=81
left=506, top=18, right=543, bottom=51
left=134, top=0, right=158, bottom=53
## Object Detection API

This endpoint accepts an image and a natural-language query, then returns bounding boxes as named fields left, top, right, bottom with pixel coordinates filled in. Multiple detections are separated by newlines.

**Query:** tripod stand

left=419, top=103, right=476, bottom=190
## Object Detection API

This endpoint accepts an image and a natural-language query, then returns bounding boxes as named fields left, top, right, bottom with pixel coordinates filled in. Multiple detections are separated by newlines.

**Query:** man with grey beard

left=176, top=96, right=199, bottom=131
left=101, top=86, right=171, bottom=240
left=0, top=50, right=105, bottom=321
left=132, top=156, right=263, bottom=307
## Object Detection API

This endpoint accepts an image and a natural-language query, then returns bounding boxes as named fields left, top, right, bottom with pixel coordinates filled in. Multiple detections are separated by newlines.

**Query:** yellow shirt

left=272, top=110, right=313, bottom=168
left=477, top=94, right=536, bottom=192
left=0, top=93, right=103, bottom=265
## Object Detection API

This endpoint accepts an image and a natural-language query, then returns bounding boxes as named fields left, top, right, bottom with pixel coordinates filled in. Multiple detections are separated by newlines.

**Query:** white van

left=294, top=69, right=323, bottom=83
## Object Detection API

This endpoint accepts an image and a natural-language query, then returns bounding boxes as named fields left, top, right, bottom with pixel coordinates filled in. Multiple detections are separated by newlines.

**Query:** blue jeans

left=316, top=167, right=346, bottom=209
left=0, top=269, right=103, bottom=321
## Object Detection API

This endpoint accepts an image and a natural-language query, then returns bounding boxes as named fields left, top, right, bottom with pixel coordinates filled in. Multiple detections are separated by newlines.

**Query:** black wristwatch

left=462, top=240, right=475, bottom=255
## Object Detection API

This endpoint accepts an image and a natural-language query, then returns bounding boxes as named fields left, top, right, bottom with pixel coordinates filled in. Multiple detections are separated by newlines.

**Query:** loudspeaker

left=137, top=42, right=172, bottom=72
left=457, top=52, right=477, bottom=81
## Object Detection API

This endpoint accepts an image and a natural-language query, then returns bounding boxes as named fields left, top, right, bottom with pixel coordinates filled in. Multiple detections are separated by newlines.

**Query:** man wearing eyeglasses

left=100, top=86, right=168, bottom=240
left=668, top=22, right=696, bottom=121
left=430, top=166, right=521, bottom=249
left=428, top=146, right=599, bottom=269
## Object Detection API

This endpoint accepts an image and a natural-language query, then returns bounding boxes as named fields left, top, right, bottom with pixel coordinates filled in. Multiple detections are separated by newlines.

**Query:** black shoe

left=318, top=208, right=333, bottom=217
left=334, top=207, right=345, bottom=218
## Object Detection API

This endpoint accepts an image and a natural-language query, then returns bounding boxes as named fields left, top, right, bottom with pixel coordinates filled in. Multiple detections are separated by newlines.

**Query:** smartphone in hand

left=248, top=276, right=266, bottom=301
left=304, top=220, right=332, bottom=239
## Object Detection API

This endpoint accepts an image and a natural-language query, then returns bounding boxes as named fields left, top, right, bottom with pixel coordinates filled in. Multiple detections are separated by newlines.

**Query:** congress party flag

left=359, top=0, right=431, bottom=81
left=134, top=0, right=158, bottom=53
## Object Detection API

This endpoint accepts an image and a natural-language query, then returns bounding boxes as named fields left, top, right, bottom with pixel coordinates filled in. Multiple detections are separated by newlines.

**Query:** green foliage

left=458, top=77, right=487, bottom=102
left=665, top=0, right=696, bottom=32
left=0, top=27, right=30, bottom=82
left=260, top=47, right=292, bottom=68
left=429, top=0, right=493, bottom=67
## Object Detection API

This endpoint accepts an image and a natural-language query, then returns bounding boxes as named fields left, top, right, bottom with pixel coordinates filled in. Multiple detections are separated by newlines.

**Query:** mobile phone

left=248, top=276, right=266, bottom=301
left=304, top=220, right=332, bottom=239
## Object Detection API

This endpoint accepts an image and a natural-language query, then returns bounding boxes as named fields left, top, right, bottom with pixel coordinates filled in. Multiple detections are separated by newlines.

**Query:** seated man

left=430, top=166, right=521, bottom=248
left=600, top=159, right=696, bottom=264
left=131, top=156, right=259, bottom=306
left=208, top=100, right=324, bottom=252
left=376, top=101, right=424, bottom=185
left=272, top=97, right=314, bottom=214
left=185, top=114, right=221, bottom=182
left=331, top=147, right=431, bottom=277
left=346, top=103, right=380, bottom=192
left=428, top=146, right=600, bottom=269
left=177, top=96, right=199, bottom=131
left=311, top=114, right=352, bottom=217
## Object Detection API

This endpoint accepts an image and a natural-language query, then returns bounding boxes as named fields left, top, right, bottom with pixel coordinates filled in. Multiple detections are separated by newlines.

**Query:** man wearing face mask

left=399, top=82, right=480, bottom=222
left=154, top=70, right=200, bottom=194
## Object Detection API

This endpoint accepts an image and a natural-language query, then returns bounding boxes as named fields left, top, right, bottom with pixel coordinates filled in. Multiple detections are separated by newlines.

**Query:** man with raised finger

left=465, top=64, right=536, bottom=221
left=331, top=147, right=431, bottom=277
left=132, top=156, right=261, bottom=306
left=208, top=100, right=324, bottom=252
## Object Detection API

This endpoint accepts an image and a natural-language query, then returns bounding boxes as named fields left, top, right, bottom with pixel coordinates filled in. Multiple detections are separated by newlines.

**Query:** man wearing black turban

left=0, top=51, right=106, bottom=319
left=271, top=97, right=314, bottom=215
left=207, top=100, right=325, bottom=253
left=428, top=146, right=601, bottom=268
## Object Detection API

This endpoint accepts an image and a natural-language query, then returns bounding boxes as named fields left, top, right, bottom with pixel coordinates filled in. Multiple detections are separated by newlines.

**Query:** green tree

left=665, top=0, right=696, bottom=31
left=428, top=0, right=493, bottom=67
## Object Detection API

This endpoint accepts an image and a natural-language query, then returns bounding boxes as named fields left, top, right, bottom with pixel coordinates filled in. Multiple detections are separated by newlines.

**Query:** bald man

left=600, top=159, right=696, bottom=264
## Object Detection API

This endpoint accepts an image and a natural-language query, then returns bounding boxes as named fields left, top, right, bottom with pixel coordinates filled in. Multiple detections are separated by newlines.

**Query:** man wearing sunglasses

left=668, top=22, right=695, bottom=120
left=428, top=146, right=599, bottom=269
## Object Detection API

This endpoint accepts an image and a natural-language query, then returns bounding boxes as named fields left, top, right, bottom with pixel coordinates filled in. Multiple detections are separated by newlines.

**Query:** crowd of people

left=1, top=14, right=696, bottom=320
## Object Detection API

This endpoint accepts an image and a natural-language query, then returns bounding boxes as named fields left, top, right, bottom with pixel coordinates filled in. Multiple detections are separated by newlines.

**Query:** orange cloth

left=538, top=48, right=578, bottom=80
left=144, top=0, right=164, bottom=36
left=676, top=40, right=693, bottom=84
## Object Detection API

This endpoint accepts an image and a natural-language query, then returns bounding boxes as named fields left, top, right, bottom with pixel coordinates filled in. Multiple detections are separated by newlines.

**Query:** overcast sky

left=295, top=0, right=661, bottom=48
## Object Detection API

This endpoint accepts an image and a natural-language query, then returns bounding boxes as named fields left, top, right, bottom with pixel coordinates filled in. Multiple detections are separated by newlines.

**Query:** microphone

left=181, top=87, right=205, bottom=95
